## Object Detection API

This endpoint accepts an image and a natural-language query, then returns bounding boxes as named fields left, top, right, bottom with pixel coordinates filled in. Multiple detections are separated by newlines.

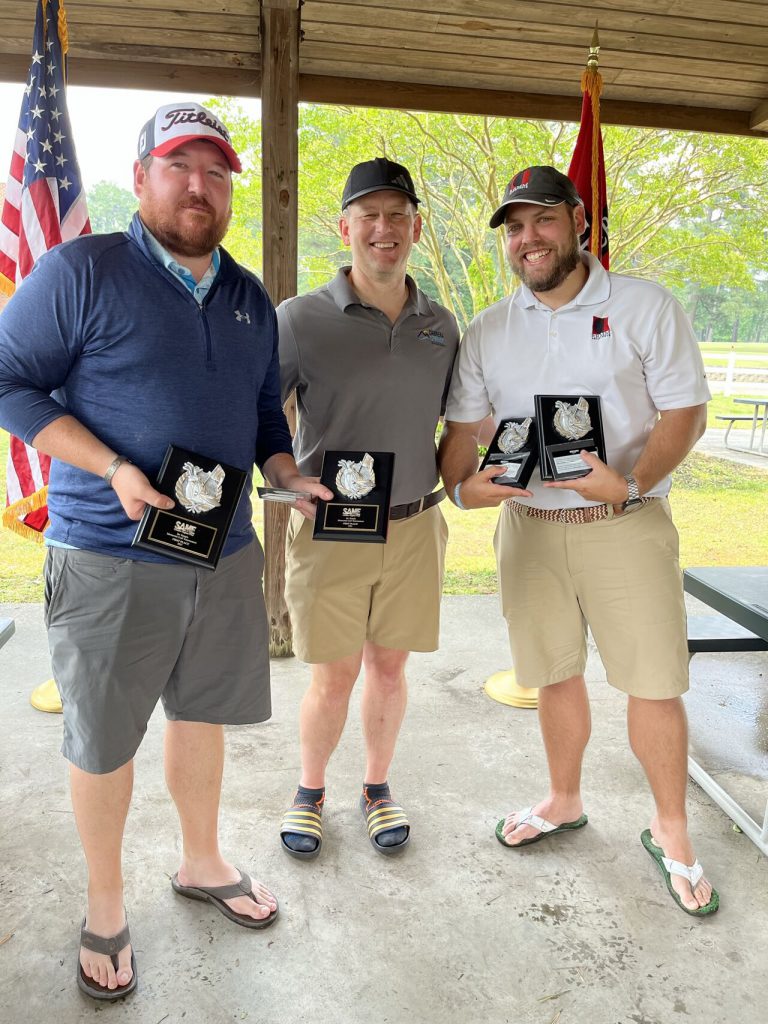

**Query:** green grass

left=1, top=431, right=766, bottom=601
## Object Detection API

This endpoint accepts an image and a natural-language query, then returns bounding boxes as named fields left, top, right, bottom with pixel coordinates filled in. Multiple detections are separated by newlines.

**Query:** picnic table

left=717, top=397, right=768, bottom=454
left=684, top=567, right=768, bottom=856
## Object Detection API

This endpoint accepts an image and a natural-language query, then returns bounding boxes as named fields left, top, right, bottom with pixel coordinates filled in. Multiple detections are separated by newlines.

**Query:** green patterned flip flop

left=641, top=829, right=719, bottom=916
left=496, top=806, right=588, bottom=847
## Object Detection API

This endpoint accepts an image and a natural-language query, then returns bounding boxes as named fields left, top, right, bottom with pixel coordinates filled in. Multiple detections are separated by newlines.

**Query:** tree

left=209, top=99, right=768, bottom=332
left=85, top=180, right=137, bottom=234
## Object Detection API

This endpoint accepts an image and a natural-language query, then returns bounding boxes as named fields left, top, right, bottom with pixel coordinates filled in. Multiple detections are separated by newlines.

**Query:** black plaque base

left=313, top=450, right=395, bottom=544
left=534, top=395, right=606, bottom=481
left=132, top=445, right=247, bottom=569
left=480, top=416, right=539, bottom=488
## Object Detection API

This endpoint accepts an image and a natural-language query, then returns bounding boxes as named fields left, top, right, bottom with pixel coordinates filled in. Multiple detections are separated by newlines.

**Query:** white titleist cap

left=137, top=102, right=241, bottom=173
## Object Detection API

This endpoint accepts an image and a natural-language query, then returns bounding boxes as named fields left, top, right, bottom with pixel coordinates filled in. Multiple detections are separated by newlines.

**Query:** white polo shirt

left=445, top=253, right=710, bottom=509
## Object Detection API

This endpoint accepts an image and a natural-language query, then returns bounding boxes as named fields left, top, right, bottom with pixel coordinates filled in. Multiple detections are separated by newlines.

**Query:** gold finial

left=587, top=21, right=600, bottom=69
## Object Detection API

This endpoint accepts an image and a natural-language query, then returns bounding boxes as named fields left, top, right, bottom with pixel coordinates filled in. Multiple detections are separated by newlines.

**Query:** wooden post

left=260, top=0, right=300, bottom=657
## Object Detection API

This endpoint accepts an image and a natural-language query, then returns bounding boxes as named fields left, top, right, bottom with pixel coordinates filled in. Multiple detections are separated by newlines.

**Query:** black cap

left=341, top=158, right=420, bottom=210
left=489, top=166, right=582, bottom=229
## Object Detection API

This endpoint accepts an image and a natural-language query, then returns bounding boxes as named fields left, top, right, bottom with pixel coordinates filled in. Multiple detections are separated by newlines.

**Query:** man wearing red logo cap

left=439, top=164, right=718, bottom=918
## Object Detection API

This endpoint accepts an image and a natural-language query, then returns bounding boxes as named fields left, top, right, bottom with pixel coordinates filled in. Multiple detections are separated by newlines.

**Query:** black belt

left=389, top=487, right=445, bottom=521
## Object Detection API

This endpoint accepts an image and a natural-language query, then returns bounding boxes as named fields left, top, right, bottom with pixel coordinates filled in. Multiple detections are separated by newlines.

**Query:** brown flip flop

left=171, top=867, right=279, bottom=929
left=77, top=918, right=137, bottom=1001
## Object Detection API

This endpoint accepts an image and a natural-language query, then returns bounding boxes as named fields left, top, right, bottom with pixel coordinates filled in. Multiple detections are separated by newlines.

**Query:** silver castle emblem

left=336, top=453, right=376, bottom=499
left=553, top=397, right=592, bottom=440
left=497, top=417, right=532, bottom=454
left=174, top=462, right=225, bottom=514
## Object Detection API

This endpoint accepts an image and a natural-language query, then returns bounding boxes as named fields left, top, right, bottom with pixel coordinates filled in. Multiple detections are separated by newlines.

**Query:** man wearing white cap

left=439, top=165, right=718, bottom=917
left=0, top=102, right=329, bottom=1000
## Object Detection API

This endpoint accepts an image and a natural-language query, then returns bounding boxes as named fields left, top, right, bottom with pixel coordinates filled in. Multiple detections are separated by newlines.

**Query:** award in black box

left=534, top=395, right=606, bottom=481
left=313, top=450, right=395, bottom=544
left=132, top=445, right=247, bottom=569
left=479, top=416, right=539, bottom=488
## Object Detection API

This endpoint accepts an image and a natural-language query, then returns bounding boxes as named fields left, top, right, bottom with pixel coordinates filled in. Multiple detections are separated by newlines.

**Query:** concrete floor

left=1, top=596, right=767, bottom=1024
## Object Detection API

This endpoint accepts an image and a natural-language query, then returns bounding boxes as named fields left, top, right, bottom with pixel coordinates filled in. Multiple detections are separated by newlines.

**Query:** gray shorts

left=44, top=540, right=271, bottom=774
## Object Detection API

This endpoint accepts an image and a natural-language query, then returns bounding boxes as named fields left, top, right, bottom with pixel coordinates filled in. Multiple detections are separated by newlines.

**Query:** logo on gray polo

left=417, top=327, right=445, bottom=346
left=234, top=309, right=250, bottom=324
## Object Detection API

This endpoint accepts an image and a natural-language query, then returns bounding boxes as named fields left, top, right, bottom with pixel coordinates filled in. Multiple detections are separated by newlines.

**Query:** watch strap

left=623, top=474, right=642, bottom=508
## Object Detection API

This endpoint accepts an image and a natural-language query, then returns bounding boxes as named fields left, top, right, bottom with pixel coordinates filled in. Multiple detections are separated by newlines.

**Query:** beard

left=141, top=197, right=231, bottom=258
left=512, top=224, right=581, bottom=293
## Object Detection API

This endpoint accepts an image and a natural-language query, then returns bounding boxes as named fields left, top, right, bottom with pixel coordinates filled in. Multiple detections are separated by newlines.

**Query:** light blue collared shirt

left=142, top=224, right=221, bottom=305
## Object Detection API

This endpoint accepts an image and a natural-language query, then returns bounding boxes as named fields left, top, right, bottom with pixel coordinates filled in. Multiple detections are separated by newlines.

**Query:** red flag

left=567, top=38, right=609, bottom=270
left=0, top=0, right=90, bottom=541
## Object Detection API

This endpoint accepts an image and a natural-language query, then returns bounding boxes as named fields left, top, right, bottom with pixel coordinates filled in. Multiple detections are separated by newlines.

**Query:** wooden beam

left=299, top=75, right=766, bottom=138
left=750, top=100, right=768, bottom=133
left=260, top=0, right=301, bottom=658
left=0, top=52, right=260, bottom=95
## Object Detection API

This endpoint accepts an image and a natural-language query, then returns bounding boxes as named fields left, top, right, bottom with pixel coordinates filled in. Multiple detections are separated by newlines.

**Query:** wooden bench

left=687, top=612, right=768, bottom=656
left=0, top=618, right=15, bottom=651
left=715, top=413, right=755, bottom=448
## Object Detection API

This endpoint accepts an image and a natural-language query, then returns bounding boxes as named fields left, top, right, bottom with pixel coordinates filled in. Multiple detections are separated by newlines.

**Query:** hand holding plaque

left=313, top=450, right=395, bottom=543
left=132, top=445, right=247, bottom=569
left=479, top=416, right=539, bottom=488
left=534, top=395, right=606, bottom=481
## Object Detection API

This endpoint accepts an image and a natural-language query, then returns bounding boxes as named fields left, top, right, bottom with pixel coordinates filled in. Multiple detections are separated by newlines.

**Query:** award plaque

left=132, top=445, right=247, bottom=569
left=313, top=450, right=395, bottom=544
left=479, top=416, right=539, bottom=488
left=534, top=395, right=606, bottom=481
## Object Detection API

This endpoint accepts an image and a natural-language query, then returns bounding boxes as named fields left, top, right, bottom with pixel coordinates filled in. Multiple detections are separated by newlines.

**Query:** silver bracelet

left=103, top=455, right=130, bottom=486
left=453, top=481, right=467, bottom=510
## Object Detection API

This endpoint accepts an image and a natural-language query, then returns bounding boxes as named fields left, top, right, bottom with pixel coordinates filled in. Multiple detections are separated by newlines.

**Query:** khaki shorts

left=493, top=499, right=689, bottom=698
left=45, top=541, right=271, bottom=774
left=285, top=504, right=448, bottom=663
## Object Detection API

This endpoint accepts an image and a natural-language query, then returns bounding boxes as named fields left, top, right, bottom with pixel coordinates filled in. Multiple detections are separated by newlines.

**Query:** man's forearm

left=438, top=422, right=481, bottom=495
left=262, top=451, right=304, bottom=489
left=632, top=405, right=707, bottom=495
left=32, top=414, right=118, bottom=479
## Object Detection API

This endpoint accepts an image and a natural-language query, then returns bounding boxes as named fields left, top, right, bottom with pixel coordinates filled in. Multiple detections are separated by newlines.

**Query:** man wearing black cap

left=0, top=102, right=329, bottom=999
left=439, top=166, right=718, bottom=916
left=277, top=158, right=459, bottom=859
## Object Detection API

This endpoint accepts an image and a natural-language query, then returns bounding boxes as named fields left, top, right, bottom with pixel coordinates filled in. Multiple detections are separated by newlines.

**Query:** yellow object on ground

left=30, top=678, right=62, bottom=714
left=484, top=669, right=538, bottom=709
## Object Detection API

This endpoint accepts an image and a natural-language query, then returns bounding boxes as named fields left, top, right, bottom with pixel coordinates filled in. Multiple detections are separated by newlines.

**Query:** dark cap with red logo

left=137, top=102, right=242, bottom=173
left=341, top=158, right=420, bottom=210
left=489, top=165, right=582, bottom=228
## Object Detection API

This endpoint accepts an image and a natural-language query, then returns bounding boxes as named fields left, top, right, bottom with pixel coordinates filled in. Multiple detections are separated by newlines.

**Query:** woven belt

left=390, top=487, right=446, bottom=521
left=508, top=496, right=655, bottom=525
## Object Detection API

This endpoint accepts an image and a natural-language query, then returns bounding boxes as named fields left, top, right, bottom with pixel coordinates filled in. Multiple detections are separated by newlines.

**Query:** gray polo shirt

left=278, top=268, right=459, bottom=506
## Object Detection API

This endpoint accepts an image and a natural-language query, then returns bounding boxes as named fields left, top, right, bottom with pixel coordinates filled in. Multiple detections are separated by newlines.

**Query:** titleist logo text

left=161, top=108, right=231, bottom=143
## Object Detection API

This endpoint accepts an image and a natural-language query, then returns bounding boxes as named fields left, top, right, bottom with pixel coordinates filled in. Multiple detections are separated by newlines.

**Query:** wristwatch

left=103, top=455, right=130, bottom=486
left=622, top=474, right=642, bottom=510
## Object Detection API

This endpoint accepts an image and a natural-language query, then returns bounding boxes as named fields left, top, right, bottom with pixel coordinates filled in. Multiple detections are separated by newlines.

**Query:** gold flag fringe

left=580, top=65, right=603, bottom=259
left=2, top=486, right=50, bottom=542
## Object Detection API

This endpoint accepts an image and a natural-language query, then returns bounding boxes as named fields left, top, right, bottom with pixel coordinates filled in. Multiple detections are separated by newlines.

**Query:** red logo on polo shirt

left=592, top=316, right=611, bottom=340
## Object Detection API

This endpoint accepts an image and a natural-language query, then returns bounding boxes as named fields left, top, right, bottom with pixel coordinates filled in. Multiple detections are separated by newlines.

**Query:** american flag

left=0, top=0, right=90, bottom=541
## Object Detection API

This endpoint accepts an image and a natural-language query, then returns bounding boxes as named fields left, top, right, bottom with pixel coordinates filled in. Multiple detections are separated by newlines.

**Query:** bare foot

left=500, top=795, right=584, bottom=846
left=175, top=858, right=277, bottom=921
left=649, top=816, right=714, bottom=911
left=80, top=892, right=133, bottom=992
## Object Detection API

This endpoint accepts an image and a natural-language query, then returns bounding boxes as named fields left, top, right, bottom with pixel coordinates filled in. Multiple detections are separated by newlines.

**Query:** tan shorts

left=493, top=499, right=689, bottom=698
left=285, top=504, right=448, bottom=663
